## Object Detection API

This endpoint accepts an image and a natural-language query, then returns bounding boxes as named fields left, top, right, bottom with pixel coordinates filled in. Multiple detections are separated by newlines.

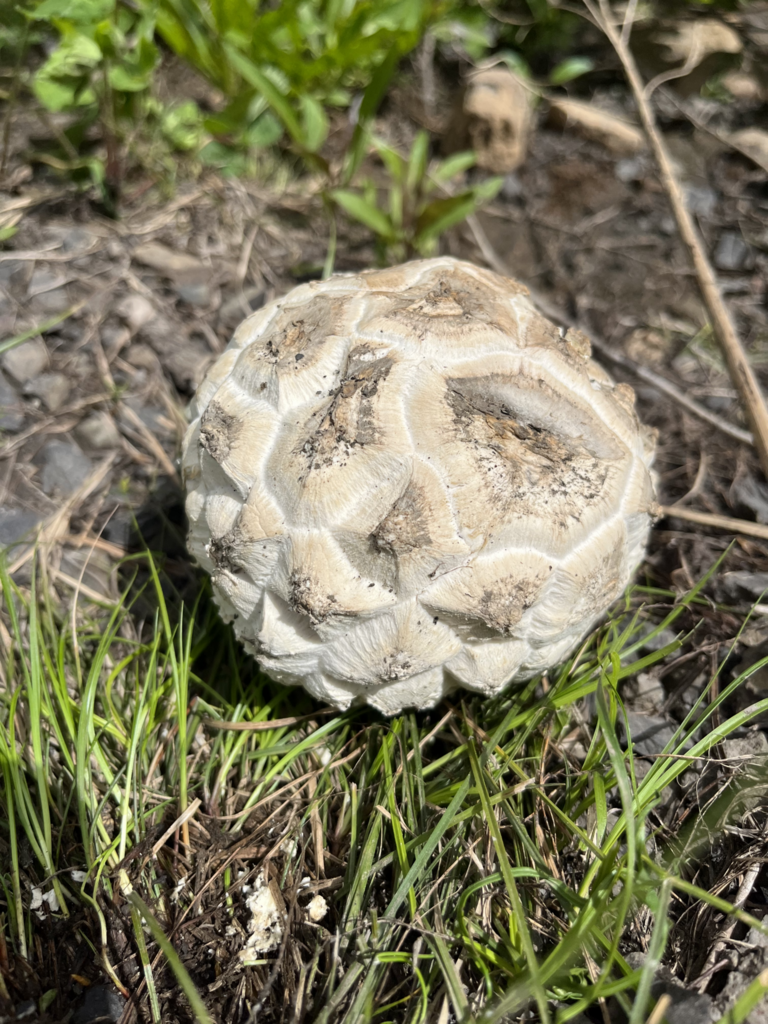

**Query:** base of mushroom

left=251, top=661, right=552, bottom=715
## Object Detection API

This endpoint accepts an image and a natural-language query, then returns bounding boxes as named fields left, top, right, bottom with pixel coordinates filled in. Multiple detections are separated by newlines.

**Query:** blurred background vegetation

left=0, top=0, right=755, bottom=250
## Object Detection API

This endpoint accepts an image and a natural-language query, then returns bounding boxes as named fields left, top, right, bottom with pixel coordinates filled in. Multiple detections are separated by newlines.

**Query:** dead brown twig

left=658, top=505, right=768, bottom=542
left=582, top=0, right=768, bottom=480
left=694, top=862, right=762, bottom=991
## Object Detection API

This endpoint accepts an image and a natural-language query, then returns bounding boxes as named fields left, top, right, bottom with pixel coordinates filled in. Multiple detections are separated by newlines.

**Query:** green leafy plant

left=146, top=0, right=436, bottom=165
left=26, top=0, right=160, bottom=192
left=330, top=130, right=503, bottom=264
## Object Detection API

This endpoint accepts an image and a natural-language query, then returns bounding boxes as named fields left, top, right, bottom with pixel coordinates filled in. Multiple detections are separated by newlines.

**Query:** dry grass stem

left=659, top=504, right=768, bottom=540
left=585, top=0, right=768, bottom=479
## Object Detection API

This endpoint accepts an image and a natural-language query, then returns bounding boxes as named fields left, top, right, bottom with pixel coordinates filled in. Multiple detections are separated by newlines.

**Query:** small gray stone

left=40, top=440, right=92, bottom=496
left=714, top=231, right=754, bottom=271
left=30, top=287, right=71, bottom=315
left=0, top=508, right=42, bottom=548
left=615, top=155, right=648, bottom=182
left=1, top=337, right=48, bottom=384
left=72, top=985, right=125, bottom=1024
left=622, top=956, right=715, bottom=1023
left=100, top=324, right=131, bottom=356
left=703, top=394, right=734, bottom=413
left=716, top=946, right=768, bottom=1023
left=684, top=184, right=718, bottom=218
left=723, top=732, right=768, bottom=760
left=175, top=280, right=211, bottom=305
left=116, top=293, right=156, bottom=332
left=501, top=172, right=524, bottom=200
left=23, top=371, right=70, bottom=412
left=639, top=626, right=679, bottom=653
left=218, top=287, right=266, bottom=330
left=0, top=259, right=23, bottom=286
left=722, top=570, right=768, bottom=599
left=624, top=670, right=665, bottom=713
left=649, top=980, right=715, bottom=1024
left=27, top=268, right=66, bottom=297
left=733, top=475, right=768, bottom=524
left=27, top=268, right=70, bottom=315
left=75, top=411, right=121, bottom=450
left=163, top=340, right=213, bottom=392
left=137, top=312, right=177, bottom=353
left=621, top=711, right=676, bottom=756
left=121, top=399, right=174, bottom=438
left=0, top=371, right=24, bottom=432
left=61, top=226, right=93, bottom=252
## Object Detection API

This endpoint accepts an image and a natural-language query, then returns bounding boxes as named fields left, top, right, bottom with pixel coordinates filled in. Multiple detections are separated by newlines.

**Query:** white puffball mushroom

left=183, top=257, right=657, bottom=715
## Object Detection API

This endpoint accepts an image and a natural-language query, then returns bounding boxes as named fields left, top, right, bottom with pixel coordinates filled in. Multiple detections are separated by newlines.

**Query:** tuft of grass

left=2, top=548, right=768, bottom=1022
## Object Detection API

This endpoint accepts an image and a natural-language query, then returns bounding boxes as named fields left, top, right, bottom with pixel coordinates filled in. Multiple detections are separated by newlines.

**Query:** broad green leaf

left=372, top=139, right=405, bottom=183
left=495, top=48, right=531, bottom=80
left=330, top=189, right=395, bottom=241
left=415, top=178, right=502, bottom=247
left=342, top=47, right=402, bottom=184
left=30, top=0, right=114, bottom=23
left=472, top=175, right=504, bottom=203
left=244, top=111, right=283, bottom=149
left=108, top=65, right=151, bottom=92
left=389, top=183, right=403, bottom=230
left=430, top=150, right=476, bottom=184
left=38, top=33, right=102, bottom=77
left=406, top=130, right=429, bottom=196
left=549, top=56, right=594, bottom=86
left=136, top=36, right=160, bottom=74
left=210, top=0, right=254, bottom=35
left=431, top=9, right=493, bottom=61
left=33, top=78, right=79, bottom=112
left=299, top=94, right=328, bottom=153
left=223, top=44, right=304, bottom=146
left=162, top=101, right=205, bottom=151
left=414, top=193, right=477, bottom=250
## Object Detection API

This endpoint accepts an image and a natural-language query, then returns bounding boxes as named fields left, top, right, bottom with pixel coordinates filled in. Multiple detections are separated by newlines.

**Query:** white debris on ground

left=170, top=876, right=187, bottom=904
left=30, top=887, right=59, bottom=919
left=307, top=894, right=329, bottom=923
left=239, top=874, right=285, bottom=962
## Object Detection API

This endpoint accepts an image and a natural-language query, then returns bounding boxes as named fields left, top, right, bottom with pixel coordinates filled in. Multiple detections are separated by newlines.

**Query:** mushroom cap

left=184, top=257, right=656, bottom=714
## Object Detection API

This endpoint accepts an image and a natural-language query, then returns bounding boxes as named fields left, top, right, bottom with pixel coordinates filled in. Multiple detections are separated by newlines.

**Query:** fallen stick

left=658, top=505, right=768, bottom=542
left=583, top=0, right=768, bottom=479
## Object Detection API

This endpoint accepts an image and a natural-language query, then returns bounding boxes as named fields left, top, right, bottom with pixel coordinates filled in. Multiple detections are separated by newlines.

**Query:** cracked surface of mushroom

left=183, top=257, right=657, bottom=714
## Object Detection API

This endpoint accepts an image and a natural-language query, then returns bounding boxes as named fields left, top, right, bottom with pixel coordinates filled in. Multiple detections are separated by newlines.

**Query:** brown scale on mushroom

left=199, top=401, right=238, bottom=463
left=184, top=257, right=656, bottom=714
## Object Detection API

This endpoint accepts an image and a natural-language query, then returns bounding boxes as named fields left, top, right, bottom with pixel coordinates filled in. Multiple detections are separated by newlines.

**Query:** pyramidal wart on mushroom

left=183, top=257, right=657, bottom=715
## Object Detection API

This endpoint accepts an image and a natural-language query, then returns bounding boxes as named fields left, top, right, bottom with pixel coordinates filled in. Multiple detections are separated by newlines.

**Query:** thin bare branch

left=659, top=505, right=768, bottom=542
left=583, top=0, right=768, bottom=480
